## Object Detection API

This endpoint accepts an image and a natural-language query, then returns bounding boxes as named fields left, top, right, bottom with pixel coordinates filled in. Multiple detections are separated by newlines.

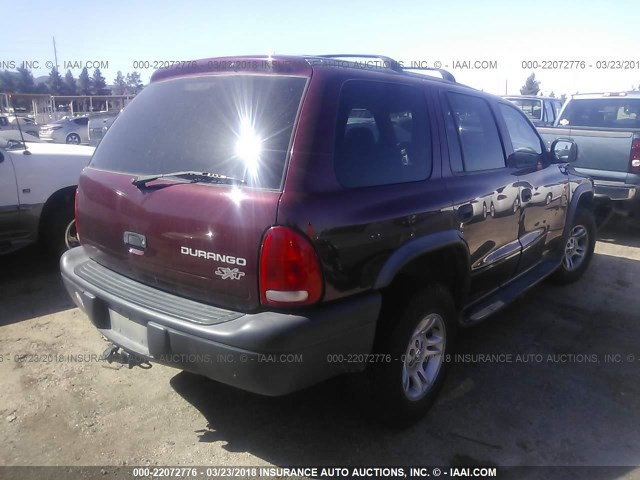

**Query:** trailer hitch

left=100, top=343, right=152, bottom=369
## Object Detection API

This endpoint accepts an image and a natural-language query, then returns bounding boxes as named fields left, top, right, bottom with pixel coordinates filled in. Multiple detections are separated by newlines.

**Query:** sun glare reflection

left=235, top=119, right=262, bottom=180
left=227, top=185, right=247, bottom=206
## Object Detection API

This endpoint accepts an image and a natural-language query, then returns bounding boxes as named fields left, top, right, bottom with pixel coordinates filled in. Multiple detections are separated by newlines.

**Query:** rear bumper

left=593, top=181, right=637, bottom=202
left=60, top=247, right=381, bottom=396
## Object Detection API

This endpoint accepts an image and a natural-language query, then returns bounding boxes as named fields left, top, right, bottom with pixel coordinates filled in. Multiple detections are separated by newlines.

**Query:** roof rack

left=315, top=54, right=403, bottom=72
left=310, top=54, right=456, bottom=82
left=402, top=67, right=456, bottom=83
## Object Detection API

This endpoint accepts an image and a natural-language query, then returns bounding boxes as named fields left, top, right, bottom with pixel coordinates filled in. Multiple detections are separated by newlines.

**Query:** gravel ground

left=1, top=217, right=639, bottom=474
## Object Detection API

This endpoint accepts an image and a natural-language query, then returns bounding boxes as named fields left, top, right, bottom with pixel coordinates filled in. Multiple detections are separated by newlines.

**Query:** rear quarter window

left=334, top=81, right=432, bottom=188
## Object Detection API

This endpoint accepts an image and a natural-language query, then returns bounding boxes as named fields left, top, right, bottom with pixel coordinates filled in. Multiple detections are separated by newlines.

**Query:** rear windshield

left=559, top=98, right=640, bottom=129
left=90, top=75, right=307, bottom=189
left=507, top=98, right=543, bottom=121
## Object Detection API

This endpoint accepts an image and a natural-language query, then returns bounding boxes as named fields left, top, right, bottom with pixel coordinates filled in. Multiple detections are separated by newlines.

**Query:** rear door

left=497, top=102, right=569, bottom=272
left=79, top=73, right=308, bottom=312
left=440, top=91, right=522, bottom=302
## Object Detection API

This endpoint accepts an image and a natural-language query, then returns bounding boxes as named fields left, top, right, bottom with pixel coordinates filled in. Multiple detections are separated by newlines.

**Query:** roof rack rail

left=403, top=67, right=456, bottom=83
left=310, top=54, right=457, bottom=83
left=314, top=54, right=404, bottom=72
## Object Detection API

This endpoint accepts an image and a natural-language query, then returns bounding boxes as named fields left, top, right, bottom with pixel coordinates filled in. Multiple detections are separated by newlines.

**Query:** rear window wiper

left=132, top=171, right=245, bottom=188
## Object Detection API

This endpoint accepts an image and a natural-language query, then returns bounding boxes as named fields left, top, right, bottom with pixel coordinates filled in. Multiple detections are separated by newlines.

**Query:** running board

left=462, top=260, right=559, bottom=325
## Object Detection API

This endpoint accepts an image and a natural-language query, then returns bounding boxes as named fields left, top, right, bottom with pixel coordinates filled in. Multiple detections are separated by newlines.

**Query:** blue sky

left=1, top=0, right=638, bottom=95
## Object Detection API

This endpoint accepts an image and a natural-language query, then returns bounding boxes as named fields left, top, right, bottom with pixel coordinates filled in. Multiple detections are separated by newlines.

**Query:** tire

left=66, top=133, right=81, bottom=144
left=549, top=208, right=596, bottom=285
left=367, top=284, right=457, bottom=427
left=482, top=203, right=487, bottom=218
left=45, top=199, right=79, bottom=257
left=490, top=203, right=496, bottom=217
left=546, top=193, right=552, bottom=205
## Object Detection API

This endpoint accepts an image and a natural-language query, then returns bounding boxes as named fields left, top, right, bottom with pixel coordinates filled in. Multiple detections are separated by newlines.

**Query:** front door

left=440, top=91, right=522, bottom=302
left=0, top=149, right=20, bottom=246
left=496, top=102, right=569, bottom=274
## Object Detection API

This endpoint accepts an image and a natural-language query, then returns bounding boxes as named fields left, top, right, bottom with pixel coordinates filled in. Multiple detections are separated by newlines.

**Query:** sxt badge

left=215, top=267, right=246, bottom=280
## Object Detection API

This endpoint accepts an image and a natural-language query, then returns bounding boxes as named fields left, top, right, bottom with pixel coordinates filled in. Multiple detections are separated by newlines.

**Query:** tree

left=125, top=71, right=143, bottom=94
left=0, top=71, right=17, bottom=92
left=113, top=71, right=127, bottom=95
left=78, top=67, right=91, bottom=95
left=92, top=68, right=108, bottom=95
left=47, top=67, right=65, bottom=95
left=549, top=91, right=556, bottom=98
left=16, top=67, right=35, bottom=93
left=520, top=73, right=540, bottom=96
left=560, top=93, right=567, bottom=102
left=63, top=70, right=77, bottom=96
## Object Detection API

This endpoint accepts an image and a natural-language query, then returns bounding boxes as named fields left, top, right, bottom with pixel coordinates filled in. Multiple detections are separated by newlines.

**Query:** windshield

left=507, top=98, right=543, bottom=121
left=90, top=74, right=307, bottom=190
left=558, top=98, right=640, bottom=128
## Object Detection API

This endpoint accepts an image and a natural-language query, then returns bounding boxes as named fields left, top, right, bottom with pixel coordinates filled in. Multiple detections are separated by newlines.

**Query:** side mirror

left=550, top=138, right=577, bottom=163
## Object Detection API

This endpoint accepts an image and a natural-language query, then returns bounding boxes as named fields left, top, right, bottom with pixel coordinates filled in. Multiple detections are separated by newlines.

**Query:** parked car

left=39, top=116, right=89, bottom=144
left=88, top=111, right=120, bottom=146
left=0, top=114, right=40, bottom=137
left=0, top=130, right=94, bottom=255
left=504, top=95, right=564, bottom=127
left=538, top=92, right=640, bottom=217
left=61, top=54, right=595, bottom=427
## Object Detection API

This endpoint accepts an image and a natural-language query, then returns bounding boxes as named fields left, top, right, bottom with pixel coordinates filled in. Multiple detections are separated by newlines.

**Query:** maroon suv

left=61, top=55, right=595, bottom=426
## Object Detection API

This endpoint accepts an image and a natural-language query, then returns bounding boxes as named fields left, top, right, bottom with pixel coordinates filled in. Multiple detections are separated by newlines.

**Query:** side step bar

left=462, top=259, right=559, bottom=325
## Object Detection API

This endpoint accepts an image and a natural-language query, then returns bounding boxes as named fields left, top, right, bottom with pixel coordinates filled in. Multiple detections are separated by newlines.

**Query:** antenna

left=52, top=36, right=58, bottom=70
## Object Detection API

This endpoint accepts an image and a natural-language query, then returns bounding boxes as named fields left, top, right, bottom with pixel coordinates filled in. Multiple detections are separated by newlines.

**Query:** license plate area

left=109, top=309, right=149, bottom=353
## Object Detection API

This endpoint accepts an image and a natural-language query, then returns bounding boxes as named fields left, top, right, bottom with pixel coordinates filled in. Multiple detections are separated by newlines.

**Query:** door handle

left=457, top=203, right=474, bottom=222
left=521, top=188, right=532, bottom=203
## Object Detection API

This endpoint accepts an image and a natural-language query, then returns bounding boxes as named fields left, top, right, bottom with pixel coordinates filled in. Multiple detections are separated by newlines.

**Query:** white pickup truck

left=0, top=131, right=94, bottom=255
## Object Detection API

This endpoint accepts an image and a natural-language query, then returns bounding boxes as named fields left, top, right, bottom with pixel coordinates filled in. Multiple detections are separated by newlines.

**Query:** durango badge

left=215, top=267, right=246, bottom=281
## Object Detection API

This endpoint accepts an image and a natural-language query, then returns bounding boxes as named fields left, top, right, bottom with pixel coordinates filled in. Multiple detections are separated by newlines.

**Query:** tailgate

left=78, top=168, right=280, bottom=311
left=566, top=128, right=633, bottom=174
left=76, top=71, right=309, bottom=312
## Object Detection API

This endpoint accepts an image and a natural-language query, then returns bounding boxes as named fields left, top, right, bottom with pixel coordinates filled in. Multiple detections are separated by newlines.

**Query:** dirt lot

left=1, top=218, right=639, bottom=471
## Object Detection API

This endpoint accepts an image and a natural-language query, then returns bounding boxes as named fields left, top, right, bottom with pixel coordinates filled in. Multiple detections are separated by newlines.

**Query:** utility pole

left=505, top=79, right=508, bottom=95
left=52, top=36, right=58, bottom=70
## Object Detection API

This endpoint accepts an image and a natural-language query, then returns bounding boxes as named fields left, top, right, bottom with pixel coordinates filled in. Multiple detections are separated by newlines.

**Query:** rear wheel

left=549, top=208, right=596, bottom=284
left=66, top=133, right=81, bottom=144
left=367, top=284, right=457, bottom=427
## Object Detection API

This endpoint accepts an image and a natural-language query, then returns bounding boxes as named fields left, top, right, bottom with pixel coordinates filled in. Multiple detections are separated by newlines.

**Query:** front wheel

left=45, top=198, right=79, bottom=257
left=367, top=284, right=457, bottom=427
left=549, top=208, right=596, bottom=284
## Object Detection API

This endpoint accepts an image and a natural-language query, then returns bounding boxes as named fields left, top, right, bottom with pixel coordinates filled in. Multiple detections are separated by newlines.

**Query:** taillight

left=74, top=189, right=80, bottom=242
left=259, top=226, right=323, bottom=307
left=630, top=135, right=640, bottom=174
